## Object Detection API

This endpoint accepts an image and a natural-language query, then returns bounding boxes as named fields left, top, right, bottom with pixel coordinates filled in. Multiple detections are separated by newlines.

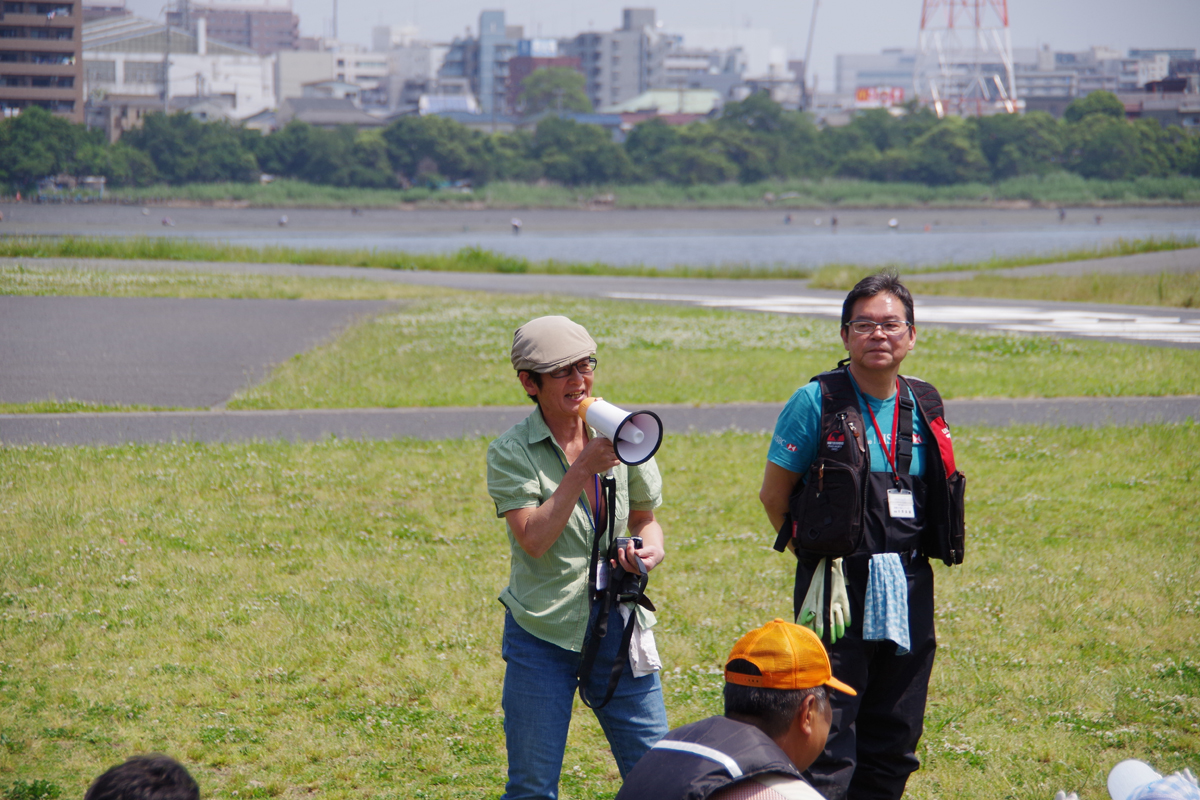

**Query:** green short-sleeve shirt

left=487, top=406, right=662, bottom=652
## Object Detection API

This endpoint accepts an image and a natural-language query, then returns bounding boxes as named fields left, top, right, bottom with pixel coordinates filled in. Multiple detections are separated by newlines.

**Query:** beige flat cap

left=511, top=316, right=597, bottom=372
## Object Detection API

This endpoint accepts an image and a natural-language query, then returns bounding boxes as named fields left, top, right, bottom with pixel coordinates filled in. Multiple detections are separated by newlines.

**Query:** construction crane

left=798, top=0, right=819, bottom=110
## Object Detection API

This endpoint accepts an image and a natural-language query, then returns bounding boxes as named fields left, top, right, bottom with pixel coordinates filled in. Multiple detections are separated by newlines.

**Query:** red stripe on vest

left=930, top=416, right=956, bottom=476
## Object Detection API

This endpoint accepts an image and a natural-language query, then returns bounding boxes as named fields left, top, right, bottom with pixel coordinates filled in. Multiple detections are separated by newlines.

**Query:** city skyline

left=120, top=0, right=1199, bottom=89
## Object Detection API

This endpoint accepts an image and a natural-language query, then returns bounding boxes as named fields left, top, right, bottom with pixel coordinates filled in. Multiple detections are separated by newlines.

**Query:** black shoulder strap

left=896, top=389, right=914, bottom=475
left=814, top=365, right=858, bottom=415
left=903, top=376, right=946, bottom=421
left=823, top=366, right=916, bottom=475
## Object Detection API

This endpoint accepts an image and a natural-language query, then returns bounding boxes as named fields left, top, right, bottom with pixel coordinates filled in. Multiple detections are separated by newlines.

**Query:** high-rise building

left=562, top=7, right=666, bottom=111
left=437, top=10, right=522, bottom=115
left=0, top=0, right=84, bottom=121
left=477, top=10, right=519, bottom=115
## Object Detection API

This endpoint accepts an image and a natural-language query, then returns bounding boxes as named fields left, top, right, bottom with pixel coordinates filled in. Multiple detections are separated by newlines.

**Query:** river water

left=2, top=203, right=1198, bottom=269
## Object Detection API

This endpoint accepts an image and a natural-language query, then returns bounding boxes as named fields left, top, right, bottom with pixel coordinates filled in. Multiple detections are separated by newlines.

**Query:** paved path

left=6, top=253, right=1200, bottom=347
left=0, top=295, right=393, bottom=407
left=3, top=397, right=1197, bottom=446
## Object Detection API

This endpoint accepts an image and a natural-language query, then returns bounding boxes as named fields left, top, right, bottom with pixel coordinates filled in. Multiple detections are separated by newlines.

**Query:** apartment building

left=0, top=0, right=84, bottom=121
left=562, top=8, right=664, bottom=111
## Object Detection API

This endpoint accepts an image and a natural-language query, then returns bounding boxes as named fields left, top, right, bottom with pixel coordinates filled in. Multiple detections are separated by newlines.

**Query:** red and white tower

left=914, top=0, right=1021, bottom=117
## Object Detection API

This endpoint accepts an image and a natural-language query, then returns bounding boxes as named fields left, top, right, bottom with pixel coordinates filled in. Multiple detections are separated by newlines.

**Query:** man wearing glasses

left=487, top=315, right=667, bottom=800
left=759, top=273, right=964, bottom=800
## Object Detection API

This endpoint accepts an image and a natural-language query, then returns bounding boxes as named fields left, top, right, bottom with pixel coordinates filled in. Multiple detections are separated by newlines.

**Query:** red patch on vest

left=826, top=431, right=845, bottom=452
left=930, top=416, right=956, bottom=476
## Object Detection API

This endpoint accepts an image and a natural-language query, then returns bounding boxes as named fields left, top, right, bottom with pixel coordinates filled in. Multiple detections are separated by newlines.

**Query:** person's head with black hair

left=723, top=619, right=856, bottom=772
left=836, top=271, right=918, bottom=399
left=724, top=660, right=829, bottom=740
left=84, top=754, right=199, bottom=800
left=840, top=271, right=915, bottom=328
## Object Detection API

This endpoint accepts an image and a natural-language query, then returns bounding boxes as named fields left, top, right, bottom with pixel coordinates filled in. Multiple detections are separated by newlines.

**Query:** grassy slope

left=2, top=273, right=1198, bottom=414
left=907, top=272, right=1200, bottom=308
left=225, top=295, right=1200, bottom=409
left=1, top=427, right=1197, bottom=800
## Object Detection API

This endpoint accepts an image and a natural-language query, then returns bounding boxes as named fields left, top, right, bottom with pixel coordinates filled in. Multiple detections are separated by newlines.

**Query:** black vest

left=615, top=716, right=805, bottom=800
left=774, top=367, right=966, bottom=566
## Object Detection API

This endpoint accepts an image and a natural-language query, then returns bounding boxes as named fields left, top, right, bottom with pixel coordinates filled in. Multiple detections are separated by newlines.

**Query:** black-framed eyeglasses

left=546, top=357, right=598, bottom=379
left=845, top=319, right=913, bottom=337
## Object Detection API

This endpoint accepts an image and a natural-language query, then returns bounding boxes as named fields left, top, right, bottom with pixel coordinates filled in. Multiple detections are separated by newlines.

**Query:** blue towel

left=863, top=553, right=910, bottom=654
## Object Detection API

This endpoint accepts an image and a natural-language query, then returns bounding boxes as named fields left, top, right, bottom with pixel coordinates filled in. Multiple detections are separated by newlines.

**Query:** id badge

left=596, top=560, right=610, bottom=590
left=887, top=489, right=915, bottom=519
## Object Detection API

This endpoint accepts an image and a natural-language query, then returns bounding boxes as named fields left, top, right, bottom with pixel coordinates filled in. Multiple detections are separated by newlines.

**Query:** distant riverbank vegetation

left=2, top=91, right=1198, bottom=207
left=1, top=234, right=1193, bottom=281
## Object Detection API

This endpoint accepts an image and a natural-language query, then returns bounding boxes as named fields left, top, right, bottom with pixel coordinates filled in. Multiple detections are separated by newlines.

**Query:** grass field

left=0, top=399, right=184, bottom=415
left=1, top=426, right=1197, bottom=800
left=2, top=271, right=1199, bottom=416
left=904, top=272, right=1200, bottom=309
left=225, top=294, right=1200, bottom=410
left=0, top=265, right=451, bottom=302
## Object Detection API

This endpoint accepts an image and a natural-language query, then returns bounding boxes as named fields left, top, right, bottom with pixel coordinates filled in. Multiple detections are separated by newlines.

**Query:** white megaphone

left=578, top=397, right=663, bottom=466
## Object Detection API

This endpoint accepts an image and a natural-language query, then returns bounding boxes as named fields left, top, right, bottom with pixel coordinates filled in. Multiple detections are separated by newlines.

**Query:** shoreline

left=11, top=197, right=1200, bottom=212
left=1, top=203, right=1197, bottom=242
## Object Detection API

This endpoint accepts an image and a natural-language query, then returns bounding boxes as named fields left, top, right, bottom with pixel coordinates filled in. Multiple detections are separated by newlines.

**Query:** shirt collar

left=526, top=405, right=554, bottom=444
left=525, top=405, right=597, bottom=448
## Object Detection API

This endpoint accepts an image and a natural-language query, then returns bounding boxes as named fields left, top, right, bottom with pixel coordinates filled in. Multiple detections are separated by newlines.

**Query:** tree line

left=1, top=90, right=1197, bottom=192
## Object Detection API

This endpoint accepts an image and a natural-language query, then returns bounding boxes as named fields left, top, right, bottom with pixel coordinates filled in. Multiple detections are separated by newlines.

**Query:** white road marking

left=604, top=293, right=1200, bottom=345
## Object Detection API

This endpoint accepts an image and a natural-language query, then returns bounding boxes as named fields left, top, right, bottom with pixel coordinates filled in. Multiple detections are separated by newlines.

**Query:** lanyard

left=863, top=379, right=902, bottom=483
left=552, top=446, right=601, bottom=535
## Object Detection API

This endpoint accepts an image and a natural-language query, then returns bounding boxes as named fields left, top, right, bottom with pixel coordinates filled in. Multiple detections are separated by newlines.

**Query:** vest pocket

left=944, top=471, right=966, bottom=564
left=791, top=461, right=864, bottom=557
left=922, top=471, right=966, bottom=566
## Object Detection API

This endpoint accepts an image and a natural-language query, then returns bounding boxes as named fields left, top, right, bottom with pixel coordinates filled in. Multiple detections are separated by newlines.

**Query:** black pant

left=794, top=553, right=937, bottom=800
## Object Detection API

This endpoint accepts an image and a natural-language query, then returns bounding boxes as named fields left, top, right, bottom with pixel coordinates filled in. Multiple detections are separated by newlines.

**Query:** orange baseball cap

left=725, top=619, right=857, bottom=696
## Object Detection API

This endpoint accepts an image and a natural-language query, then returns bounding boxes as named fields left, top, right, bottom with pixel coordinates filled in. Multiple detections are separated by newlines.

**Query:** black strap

left=579, top=576, right=642, bottom=709
left=577, top=472, right=642, bottom=710
left=819, top=366, right=859, bottom=415
left=903, top=376, right=945, bottom=420
left=896, top=389, right=914, bottom=476
left=827, top=366, right=914, bottom=476
left=582, top=472, right=610, bottom=607
left=822, top=555, right=833, bottom=645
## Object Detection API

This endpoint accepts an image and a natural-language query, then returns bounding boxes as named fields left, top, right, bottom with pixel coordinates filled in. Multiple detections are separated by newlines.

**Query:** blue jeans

left=501, top=605, right=668, bottom=800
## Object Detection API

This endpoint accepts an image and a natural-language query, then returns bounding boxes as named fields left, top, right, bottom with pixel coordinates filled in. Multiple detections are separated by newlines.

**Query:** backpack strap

left=903, top=376, right=946, bottom=421
left=815, top=366, right=858, bottom=416
left=902, top=376, right=955, bottom=477
left=896, top=389, right=914, bottom=476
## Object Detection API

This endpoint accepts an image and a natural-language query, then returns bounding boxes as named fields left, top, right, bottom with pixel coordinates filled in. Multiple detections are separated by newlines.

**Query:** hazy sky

left=128, top=0, right=1199, bottom=86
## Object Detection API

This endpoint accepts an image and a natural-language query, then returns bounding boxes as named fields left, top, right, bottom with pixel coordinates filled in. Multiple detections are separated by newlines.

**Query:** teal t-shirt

left=768, top=377, right=927, bottom=477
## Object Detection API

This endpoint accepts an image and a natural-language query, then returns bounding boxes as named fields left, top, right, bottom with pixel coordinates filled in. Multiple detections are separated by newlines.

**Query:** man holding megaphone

left=487, top=315, right=668, bottom=800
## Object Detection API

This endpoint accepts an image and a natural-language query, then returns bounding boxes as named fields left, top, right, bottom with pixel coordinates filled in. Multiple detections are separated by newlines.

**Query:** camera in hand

left=609, top=536, right=647, bottom=602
